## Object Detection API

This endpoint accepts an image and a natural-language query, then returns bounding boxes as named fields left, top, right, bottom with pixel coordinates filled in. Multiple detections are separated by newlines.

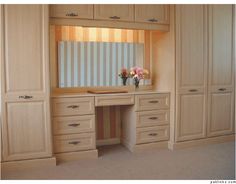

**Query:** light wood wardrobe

left=175, top=5, right=235, bottom=143
left=0, top=5, right=55, bottom=165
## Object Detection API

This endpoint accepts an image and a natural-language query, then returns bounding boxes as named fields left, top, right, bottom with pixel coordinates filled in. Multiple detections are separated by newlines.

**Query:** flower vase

left=134, top=78, right=140, bottom=89
left=122, top=77, right=128, bottom=86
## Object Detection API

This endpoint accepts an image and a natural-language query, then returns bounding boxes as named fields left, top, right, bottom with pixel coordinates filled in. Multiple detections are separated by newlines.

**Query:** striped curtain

left=58, top=41, right=145, bottom=87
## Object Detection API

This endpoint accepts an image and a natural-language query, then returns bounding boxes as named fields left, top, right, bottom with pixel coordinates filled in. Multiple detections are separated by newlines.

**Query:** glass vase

left=134, top=78, right=140, bottom=89
left=122, top=77, right=128, bottom=86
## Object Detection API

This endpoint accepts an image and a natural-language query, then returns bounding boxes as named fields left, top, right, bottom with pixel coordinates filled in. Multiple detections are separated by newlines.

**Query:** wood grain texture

left=94, top=5, right=134, bottom=22
left=1, top=5, right=53, bottom=162
left=50, top=5, right=93, bottom=19
left=135, top=5, right=169, bottom=24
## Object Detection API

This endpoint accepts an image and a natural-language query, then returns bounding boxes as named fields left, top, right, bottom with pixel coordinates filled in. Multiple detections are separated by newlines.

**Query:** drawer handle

left=218, top=88, right=226, bottom=91
left=149, top=133, right=158, bottom=136
left=189, top=89, right=198, bottom=92
left=67, top=105, right=79, bottom=109
left=66, top=12, right=78, bottom=17
left=148, top=18, right=158, bottom=22
left=149, top=100, right=159, bottom=104
left=109, top=16, right=120, bottom=20
left=149, top=117, right=158, bottom=120
left=68, top=141, right=80, bottom=145
left=68, top=123, right=80, bottom=127
left=19, top=95, right=33, bottom=99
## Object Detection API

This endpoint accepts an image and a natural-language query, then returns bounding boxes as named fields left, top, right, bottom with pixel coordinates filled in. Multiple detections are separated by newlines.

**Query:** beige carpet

left=2, top=141, right=235, bottom=180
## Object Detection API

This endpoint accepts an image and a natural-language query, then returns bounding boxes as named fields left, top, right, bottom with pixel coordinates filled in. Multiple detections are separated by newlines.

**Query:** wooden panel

left=135, top=93, right=170, bottom=111
left=136, top=110, right=169, bottom=128
left=136, top=125, right=169, bottom=144
left=53, top=115, right=95, bottom=135
left=52, top=97, right=95, bottom=116
left=95, top=95, right=134, bottom=106
left=208, top=92, right=234, bottom=137
left=176, top=94, right=206, bottom=141
left=94, top=5, right=134, bottom=22
left=3, top=101, right=51, bottom=161
left=176, top=5, right=207, bottom=90
left=1, top=5, right=52, bottom=162
left=50, top=5, right=93, bottom=19
left=209, top=5, right=233, bottom=87
left=54, top=133, right=96, bottom=153
left=135, top=5, right=169, bottom=24
left=3, top=5, right=45, bottom=94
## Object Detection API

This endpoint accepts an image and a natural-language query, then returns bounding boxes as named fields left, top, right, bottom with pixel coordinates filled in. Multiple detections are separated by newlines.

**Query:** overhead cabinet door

left=135, top=5, right=169, bottom=24
left=1, top=5, right=52, bottom=161
left=175, top=5, right=208, bottom=142
left=207, top=5, right=234, bottom=137
left=50, top=5, right=93, bottom=19
left=94, top=5, right=134, bottom=21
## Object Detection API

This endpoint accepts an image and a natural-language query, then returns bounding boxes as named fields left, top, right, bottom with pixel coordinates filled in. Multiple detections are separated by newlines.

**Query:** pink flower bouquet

left=129, top=67, right=149, bottom=88
left=118, top=68, right=130, bottom=86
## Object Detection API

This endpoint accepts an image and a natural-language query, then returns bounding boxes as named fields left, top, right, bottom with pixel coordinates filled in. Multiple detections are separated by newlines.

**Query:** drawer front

left=95, top=95, right=134, bottom=106
left=52, top=97, right=94, bottom=116
left=53, top=115, right=95, bottom=135
left=54, top=133, right=95, bottom=153
left=135, top=93, right=170, bottom=111
left=136, top=126, right=169, bottom=144
left=136, top=110, right=169, bottom=127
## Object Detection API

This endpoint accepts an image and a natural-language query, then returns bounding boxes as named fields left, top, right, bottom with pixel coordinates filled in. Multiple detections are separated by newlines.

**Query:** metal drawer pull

left=149, top=117, right=158, bottom=120
left=149, top=100, right=159, bottom=104
left=67, top=105, right=79, bottom=109
left=68, top=123, right=80, bottom=127
left=68, top=141, right=80, bottom=145
left=109, top=16, right=120, bottom=19
left=189, top=89, right=198, bottom=92
left=66, top=12, right=78, bottom=17
left=149, top=133, right=158, bottom=136
left=19, top=95, right=33, bottom=99
left=218, top=88, right=226, bottom=91
left=148, top=18, right=158, bottom=22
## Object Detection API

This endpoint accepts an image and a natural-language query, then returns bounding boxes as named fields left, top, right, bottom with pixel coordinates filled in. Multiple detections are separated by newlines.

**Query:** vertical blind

left=58, top=41, right=147, bottom=87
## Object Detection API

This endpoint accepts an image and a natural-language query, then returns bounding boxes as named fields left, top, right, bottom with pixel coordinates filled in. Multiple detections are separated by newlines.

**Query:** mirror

left=51, top=26, right=151, bottom=88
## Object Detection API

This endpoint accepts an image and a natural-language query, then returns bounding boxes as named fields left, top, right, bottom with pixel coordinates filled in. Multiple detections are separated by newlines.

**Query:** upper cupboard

left=49, top=5, right=170, bottom=30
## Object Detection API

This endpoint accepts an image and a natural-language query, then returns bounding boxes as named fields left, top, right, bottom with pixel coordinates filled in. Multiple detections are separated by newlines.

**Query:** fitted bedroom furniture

left=51, top=91, right=170, bottom=161
left=0, top=4, right=235, bottom=170
left=0, top=5, right=56, bottom=168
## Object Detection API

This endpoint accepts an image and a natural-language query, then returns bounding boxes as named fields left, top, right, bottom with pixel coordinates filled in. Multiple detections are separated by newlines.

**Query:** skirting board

left=96, top=138, right=120, bottom=147
left=55, top=149, right=98, bottom=164
left=1, top=157, right=56, bottom=172
left=122, top=139, right=168, bottom=152
left=168, top=134, right=235, bottom=150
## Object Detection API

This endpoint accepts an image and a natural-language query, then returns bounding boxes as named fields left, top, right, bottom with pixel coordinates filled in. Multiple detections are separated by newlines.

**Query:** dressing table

left=51, top=87, right=170, bottom=162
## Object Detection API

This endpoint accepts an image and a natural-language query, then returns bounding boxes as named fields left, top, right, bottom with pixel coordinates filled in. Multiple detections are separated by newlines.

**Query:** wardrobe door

left=175, top=5, right=208, bottom=141
left=1, top=5, right=52, bottom=161
left=207, top=5, right=234, bottom=137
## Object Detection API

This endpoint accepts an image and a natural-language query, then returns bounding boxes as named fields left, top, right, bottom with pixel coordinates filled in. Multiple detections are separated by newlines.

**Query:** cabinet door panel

left=176, top=94, right=206, bottom=141
left=94, top=5, right=134, bottom=22
left=176, top=5, right=207, bottom=90
left=209, top=5, right=233, bottom=87
left=3, top=101, right=51, bottom=161
left=208, top=92, right=234, bottom=137
left=4, top=5, right=45, bottom=93
left=135, top=5, right=169, bottom=24
left=1, top=5, right=52, bottom=162
left=50, top=5, right=93, bottom=19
